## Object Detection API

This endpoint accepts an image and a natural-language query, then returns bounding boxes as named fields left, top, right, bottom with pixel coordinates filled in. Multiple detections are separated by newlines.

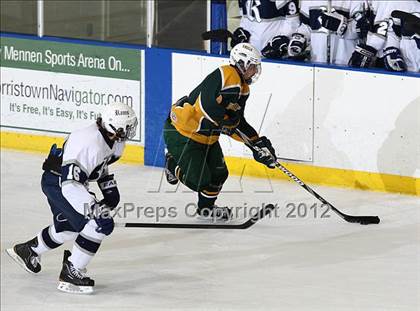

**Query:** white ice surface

left=1, top=150, right=419, bottom=311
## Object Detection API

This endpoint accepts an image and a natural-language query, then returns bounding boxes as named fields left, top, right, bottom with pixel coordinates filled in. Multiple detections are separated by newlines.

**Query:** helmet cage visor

left=109, top=117, right=138, bottom=141
left=237, top=60, right=261, bottom=84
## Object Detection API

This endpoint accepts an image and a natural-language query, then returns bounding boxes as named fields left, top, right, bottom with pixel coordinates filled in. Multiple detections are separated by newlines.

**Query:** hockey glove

left=97, top=174, right=120, bottom=209
left=320, top=10, right=348, bottom=36
left=91, top=202, right=114, bottom=236
left=288, top=33, right=308, bottom=59
left=261, top=35, right=290, bottom=59
left=251, top=136, right=277, bottom=169
left=348, top=44, right=377, bottom=68
left=42, top=144, right=63, bottom=174
left=354, top=11, right=373, bottom=40
left=231, top=27, right=251, bottom=48
left=219, top=112, right=240, bottom=135
left=382, top=47, right=407, bottom=72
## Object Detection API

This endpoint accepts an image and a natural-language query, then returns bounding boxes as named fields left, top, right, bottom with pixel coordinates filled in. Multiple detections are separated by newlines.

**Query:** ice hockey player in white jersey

left=6, top=102, right=138, bottom=294
left=231, top=0, right=300, bottom=51
left=395, top=1, right=420, bottom=72
left=348, top=0, right=414, bottom=72
left=290, top=0, right=367, bottom=65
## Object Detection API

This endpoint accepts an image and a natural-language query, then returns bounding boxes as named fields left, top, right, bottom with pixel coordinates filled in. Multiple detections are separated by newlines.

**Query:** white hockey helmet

left=229, top=42, right=262, bottom=84
left=100, top=102, right=138, bottom=141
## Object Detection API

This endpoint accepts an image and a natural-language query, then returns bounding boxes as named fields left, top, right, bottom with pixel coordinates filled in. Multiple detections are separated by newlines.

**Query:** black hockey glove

left=219, top=112, right=240, bottom=135
left=348, top=44, right=377, bottom=68
left=90, top=202, right=114, bottom=236
left=231, top=27, right=251, bottom=48
left=320, top=10, right=348, bottom=37
left=250, top=136, right=277, bottom=169
left=288, top=33, right=308, bottom=60
left=382, top=47, right=407, bottom=72
left=42, top=144, right=63, bottom=174
left=261, top=35, right=290, bottom=59
left=354, top=11, right=373, bottom=40
left=97, top=174, right=120, bottom=209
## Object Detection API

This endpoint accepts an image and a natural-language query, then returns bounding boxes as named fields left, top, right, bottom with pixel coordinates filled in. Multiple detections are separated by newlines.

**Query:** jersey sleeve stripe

left=221, top=84, right=241, bottom=91
left=196, top=116, right=204, bottom=132
left=218, top=67, right=225, bottom=88
left=62, top=159, right=89, bottom=177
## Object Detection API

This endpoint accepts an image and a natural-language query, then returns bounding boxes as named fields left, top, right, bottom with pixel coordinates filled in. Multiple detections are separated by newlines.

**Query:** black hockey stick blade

left=335, top=209, right=380, bottom=225
left=116, top=204, right=275, bottom=230
left=277, top=164, right=381, bottom=226
left=201, top=29, right=233, bottom=42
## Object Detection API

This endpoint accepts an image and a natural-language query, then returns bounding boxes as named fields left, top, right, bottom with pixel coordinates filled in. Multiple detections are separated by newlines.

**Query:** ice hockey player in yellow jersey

left=163, top=43, right=277, bottom=221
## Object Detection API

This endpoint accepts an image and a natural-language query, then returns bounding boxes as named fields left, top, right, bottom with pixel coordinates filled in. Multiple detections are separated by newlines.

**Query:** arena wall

left=1, top=33, right=419, bottom=195
left=0, top=33, right=145, bottom=163
left=171, top=53, right=420, bottom=195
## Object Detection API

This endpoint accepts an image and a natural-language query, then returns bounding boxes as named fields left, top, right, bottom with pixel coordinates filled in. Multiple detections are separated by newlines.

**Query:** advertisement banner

left=0, top=36, right=143, bottom=142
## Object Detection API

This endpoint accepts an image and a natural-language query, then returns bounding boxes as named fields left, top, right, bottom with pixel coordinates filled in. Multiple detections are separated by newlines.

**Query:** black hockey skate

left=6, top=237, right=41, bottom=274
left=57, top=250, right=94, bottom=294
left=197, top=205, right=232, bottom=222
left=165, top=152, right=179, bottom=185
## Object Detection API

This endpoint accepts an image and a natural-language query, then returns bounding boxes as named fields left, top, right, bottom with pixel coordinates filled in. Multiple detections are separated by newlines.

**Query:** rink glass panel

left=153, top=0, right=207, bottom=51
left=0, top=0, right=37, bottom=35
left=1, top=0, right=206, bottom=50
left=226, top=0, right=240, bottom=34
left=43, top=0, right=147, bottom=44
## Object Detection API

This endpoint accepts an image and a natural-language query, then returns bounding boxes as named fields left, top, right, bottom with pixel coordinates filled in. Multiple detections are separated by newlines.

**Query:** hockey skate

left=165, top=152, right=179, bottom=185
left=57, top=250, right=94, bottom=294
left=197, top=205, right=232, bottom=222
left=6, top=237, right=41, bottom=274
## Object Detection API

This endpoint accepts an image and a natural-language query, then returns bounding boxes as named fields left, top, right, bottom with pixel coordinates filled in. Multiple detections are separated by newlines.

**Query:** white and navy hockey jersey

left=392, top=0, right=420, bottom=72
left=60, top=123, right=125, bottom=215
left=366, top=0, right=405, bottom=52
left=297, top=0, right=366, bottom=65
left=239, top=0, right=300, bottom=51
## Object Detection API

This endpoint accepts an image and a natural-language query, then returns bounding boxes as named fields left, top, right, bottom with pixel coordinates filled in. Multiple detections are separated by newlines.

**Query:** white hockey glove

left=382, top=47, right=407, bottom=72
left=320, top=10, right=348, bottom=37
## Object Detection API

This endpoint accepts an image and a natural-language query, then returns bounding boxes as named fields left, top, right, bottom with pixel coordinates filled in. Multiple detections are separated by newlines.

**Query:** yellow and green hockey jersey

left=169, top=64, right=258, bottom=145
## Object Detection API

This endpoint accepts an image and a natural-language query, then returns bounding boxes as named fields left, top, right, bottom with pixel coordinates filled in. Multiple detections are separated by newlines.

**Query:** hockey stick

left=115, top=203, right=275, bottom=229
left=201, top=29, right=233, bottom=42
left=235, top=129, right=380, bottom=225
